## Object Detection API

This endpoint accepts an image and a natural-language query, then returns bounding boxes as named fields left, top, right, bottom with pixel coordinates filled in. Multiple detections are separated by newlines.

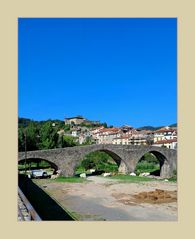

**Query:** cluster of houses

left=58, top=116, right=177, bottom=149
left=91, top=125, right=177, bottom=149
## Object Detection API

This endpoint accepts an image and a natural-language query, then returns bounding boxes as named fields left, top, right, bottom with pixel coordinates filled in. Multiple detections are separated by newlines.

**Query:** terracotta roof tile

left=153, top=139, right=177, bottom=144
left=155, top=129, right=176, bottom=133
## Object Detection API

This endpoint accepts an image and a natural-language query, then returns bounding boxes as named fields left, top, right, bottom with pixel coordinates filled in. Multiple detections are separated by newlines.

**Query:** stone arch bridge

left=18, top=144, right=177, bottom=178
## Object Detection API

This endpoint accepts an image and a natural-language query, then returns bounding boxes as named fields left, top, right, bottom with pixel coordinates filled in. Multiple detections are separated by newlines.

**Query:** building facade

left=154, top=127, right=177, bottom=142
left=153, top=139, right=177, bottom=149
left=64, top=116, right=86, bottom=125
left=153, top=126, right=177, bottom=149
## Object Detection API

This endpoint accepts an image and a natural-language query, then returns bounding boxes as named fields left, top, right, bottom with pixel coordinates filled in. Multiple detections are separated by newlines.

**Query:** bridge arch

left=72, top=148, right=129, bottom=175
left=135, top=150, right=171, bottom=178
left=18, top=157, right=59, bottom=173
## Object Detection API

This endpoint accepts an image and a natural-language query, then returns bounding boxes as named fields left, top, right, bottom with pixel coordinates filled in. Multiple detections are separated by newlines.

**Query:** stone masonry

left=18, top=144, right=177, bottom=178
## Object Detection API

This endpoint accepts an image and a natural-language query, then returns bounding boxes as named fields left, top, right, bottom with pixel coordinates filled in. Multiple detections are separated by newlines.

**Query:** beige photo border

left=1, top=0, right=194, bottom=238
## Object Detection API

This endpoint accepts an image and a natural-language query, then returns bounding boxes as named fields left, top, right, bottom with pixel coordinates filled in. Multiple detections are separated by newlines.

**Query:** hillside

left=18, top=117, right=177, bottom=131
left=137, top=123, right=177, bottom=131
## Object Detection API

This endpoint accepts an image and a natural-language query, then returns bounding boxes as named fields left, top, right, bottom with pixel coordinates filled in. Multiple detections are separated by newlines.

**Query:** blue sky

left=18, top=18, right=177, bottom=127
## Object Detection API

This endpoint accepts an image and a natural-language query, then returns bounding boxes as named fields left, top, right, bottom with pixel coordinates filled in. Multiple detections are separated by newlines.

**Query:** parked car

left=30, top=169, right=48, bottom=178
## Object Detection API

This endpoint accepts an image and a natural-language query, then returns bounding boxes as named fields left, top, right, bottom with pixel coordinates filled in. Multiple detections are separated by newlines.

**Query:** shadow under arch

left=136, top=150, right=168, bottom=177
left=18, top=157, right=59, bottom=173
left=73, top=148, right=128, bottom=175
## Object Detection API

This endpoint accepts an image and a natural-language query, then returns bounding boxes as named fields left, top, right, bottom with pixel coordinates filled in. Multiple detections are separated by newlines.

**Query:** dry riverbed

left=35, top=176, right=177, bottom=221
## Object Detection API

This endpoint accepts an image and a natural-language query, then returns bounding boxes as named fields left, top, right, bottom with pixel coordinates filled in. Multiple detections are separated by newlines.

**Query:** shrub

left=77, top=151, right=118, bottom=173
left=135, top=153, right=160, bottom=174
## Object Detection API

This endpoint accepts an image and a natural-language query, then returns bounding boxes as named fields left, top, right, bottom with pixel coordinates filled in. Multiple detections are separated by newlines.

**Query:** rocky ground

left=35, top=176, right=177, bottom=221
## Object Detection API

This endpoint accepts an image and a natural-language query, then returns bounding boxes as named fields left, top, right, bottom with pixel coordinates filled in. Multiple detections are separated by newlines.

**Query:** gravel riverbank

left=35, top=176, right=177, bottom=221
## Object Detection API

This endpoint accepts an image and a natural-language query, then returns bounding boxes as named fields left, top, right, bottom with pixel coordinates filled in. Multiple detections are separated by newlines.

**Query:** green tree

left=135, top=153, right=160, bottom=174
left=18, top=122, right=39, bottom=151
left=18, top=127, right=25, bottom=152
left=102, top=122, right=108, bottom=128
left=63, top=124, right=70, bottom=132
left=39, top=122, right=59, bottom=149
left=79, top=151, right=117, bottom=172
left=140, top=152, right=159, bottom=164
left=25, top=122, right=39, bottom=151
left=62, top=135, right=78, bottom=147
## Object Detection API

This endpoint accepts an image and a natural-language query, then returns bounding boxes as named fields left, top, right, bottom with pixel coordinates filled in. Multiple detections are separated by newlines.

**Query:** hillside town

left=59, top=116, right=177, bottom=149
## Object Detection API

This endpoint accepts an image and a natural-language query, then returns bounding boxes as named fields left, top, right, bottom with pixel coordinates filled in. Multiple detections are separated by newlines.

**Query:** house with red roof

left=94, top=127, right=121, bottom=144
left=153, top=138, right=177, bottom=149
left=153, top=126, right=177, bottom=149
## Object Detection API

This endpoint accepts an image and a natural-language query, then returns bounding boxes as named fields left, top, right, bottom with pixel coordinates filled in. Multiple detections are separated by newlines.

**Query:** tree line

left=18, top=117, right=108, bottom=152
left=18, top=118, right=80, bottom=152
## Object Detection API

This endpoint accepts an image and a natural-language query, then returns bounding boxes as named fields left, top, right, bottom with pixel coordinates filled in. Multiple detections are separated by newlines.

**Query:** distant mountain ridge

left=137, top=123, right=177, bottom=131
left=169, top=123, right=177, bottom=128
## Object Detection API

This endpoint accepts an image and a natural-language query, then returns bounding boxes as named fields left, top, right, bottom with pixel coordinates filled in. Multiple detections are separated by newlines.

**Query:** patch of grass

left=75, top=166, right=87, bottom=174
left=104, top=175, right=177, bottom=183
left=105, top=175, right=159, bottom=182
left=168, top=170, right=177, bottom=182
left=68, top=211, right=105, bottom=221
left=98, top=163, right=118, bottom=173
left=51, top=176, right=86, bottom=183
left=34, top=176, right=87, bottom=184
left=67, top=211, right=82, bottom=220
left=167, top=176, right=177, bottom=182
left=135, top=162, right=160, bottom=175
